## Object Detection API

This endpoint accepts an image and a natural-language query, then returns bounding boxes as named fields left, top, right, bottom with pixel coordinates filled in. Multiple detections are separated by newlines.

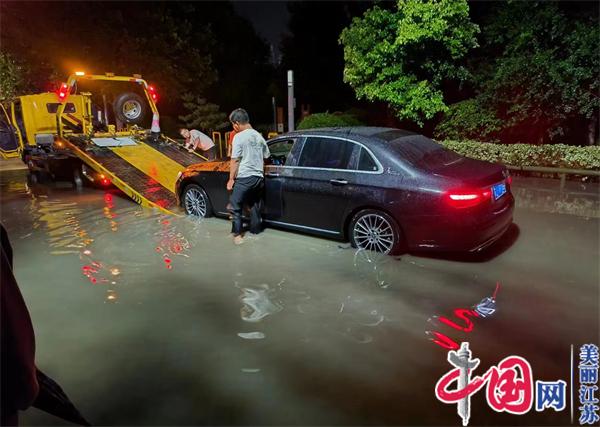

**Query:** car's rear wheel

left=182, top=184, right=212, bottom=218
left=349, top=209, right=403, bottom=255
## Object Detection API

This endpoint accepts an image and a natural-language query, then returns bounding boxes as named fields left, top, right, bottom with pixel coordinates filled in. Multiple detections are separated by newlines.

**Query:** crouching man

left=226, top=108, right=270, bottom=245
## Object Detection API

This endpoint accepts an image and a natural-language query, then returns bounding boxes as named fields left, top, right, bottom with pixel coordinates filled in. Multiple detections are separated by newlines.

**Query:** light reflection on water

left=1, top=170, right=598, bottom=426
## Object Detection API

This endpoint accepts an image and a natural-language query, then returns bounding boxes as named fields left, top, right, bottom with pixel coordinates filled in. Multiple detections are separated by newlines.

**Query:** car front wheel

left=182, top=184, right=212, bottom=218
left=349, top=209, right=403, bottom=255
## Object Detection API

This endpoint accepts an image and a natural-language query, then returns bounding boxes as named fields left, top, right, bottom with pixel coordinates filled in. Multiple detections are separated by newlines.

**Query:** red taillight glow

left=506, top=175, right=513, bottom=186
left=99, top=174, right=110, bottom=186
left=449, top=193, right=478, bottom=201
left=148, top=85, right=158, bottom=103
left=57, top=83, right=69, bottom=102
left=446, top=188, right=491, bottom=208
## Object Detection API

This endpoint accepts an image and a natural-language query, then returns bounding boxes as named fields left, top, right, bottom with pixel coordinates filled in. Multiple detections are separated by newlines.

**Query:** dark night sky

left=232, top=1, right=290, bottom=60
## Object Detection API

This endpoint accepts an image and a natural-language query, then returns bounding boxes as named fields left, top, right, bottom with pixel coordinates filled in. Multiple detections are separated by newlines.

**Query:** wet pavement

left=0, top=169, right=598, bottom=426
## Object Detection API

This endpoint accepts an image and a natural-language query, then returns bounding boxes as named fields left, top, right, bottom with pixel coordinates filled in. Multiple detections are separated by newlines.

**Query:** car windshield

left=383, top=134, right=463, bottom=171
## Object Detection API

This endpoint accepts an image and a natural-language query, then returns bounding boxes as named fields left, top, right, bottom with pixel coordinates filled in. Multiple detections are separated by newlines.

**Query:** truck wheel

left=113, top=92, right=147, bottom=125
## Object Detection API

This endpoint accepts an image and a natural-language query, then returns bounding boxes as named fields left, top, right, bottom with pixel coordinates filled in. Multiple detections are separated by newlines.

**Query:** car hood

left=183, top=161, right=230, bottom=175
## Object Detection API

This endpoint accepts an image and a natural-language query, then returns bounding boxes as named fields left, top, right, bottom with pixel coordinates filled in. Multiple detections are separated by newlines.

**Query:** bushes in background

left=297, top=112, right=363, bottom=130
left=440, top=140, right=600, bottom=170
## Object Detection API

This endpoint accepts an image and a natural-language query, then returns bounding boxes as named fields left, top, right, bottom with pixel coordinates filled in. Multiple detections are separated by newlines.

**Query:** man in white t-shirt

left=179, top=128, right=216, bottom=160
left=227, top=108, right=270, bottom=244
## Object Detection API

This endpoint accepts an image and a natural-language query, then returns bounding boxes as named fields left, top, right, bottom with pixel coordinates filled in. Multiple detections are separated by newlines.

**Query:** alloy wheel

left=184, top=187, right=207, bottom=217
left=352, top=213, right=395, bottom=254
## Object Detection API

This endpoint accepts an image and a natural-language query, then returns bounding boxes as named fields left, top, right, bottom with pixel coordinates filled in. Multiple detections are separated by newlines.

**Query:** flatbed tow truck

left=0, top=72, right=206, bottom=214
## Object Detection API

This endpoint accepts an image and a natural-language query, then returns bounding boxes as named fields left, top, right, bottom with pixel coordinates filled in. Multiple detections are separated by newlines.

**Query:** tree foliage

left=339, top=0, right=479, bottom=125
left=0, top=2, right=273, bottom=125
left=437, top=2, right=599, bottom=145
left=297, top=112, right=363, bottom=130
left=0, top=52, right=25, bottom=101
left=178, top=93, right=228, bottom=131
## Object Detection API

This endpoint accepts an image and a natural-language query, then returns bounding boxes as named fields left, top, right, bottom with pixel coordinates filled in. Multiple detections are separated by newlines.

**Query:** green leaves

left=178, top=92, right=228, bottom=131
left=0, top=52, right=23, bottom=102
left=297, top=112, right=363, bottom=130
left=339, top=0, right=479, bottom=125
left=441, top=140, right=600, bottom=169
left=473, top=2, right=600, bottom=142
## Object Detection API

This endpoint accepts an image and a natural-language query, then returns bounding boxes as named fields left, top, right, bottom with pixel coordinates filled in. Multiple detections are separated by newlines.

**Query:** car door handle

left=330, top=179, right=348, bottom=186
left=266, top=172, right=280, bottom=177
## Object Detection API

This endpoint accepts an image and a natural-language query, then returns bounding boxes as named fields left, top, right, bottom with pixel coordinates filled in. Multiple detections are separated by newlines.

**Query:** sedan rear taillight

left=446, top=188, right=492, bottom=209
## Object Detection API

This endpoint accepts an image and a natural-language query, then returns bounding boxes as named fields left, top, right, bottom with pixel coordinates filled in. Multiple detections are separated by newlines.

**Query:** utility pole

left=287, top=70, right=294, bottom=132
left=271, top=96, right=277, bottom=133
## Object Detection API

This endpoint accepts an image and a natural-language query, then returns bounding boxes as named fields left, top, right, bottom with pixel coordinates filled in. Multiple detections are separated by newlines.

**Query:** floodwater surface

left=0, top=170, right=598, bottom=426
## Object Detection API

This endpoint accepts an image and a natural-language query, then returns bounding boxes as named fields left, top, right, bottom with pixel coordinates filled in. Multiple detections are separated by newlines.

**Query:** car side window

left=267, top=139, right=295, bottom=166
left=298, top=137, right=356, bottom=170
left=357, top=147, right=378, bottom=172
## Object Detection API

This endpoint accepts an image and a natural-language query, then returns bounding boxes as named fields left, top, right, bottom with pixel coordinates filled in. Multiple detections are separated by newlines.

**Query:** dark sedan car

left=175, top=127, right=514, bottom=254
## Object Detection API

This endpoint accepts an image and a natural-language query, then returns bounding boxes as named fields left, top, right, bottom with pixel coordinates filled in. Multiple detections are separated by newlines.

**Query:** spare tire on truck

left=113, top=92, right=148, bottom=125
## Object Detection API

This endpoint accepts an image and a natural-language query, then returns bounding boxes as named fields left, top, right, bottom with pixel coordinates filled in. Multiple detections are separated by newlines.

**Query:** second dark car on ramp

left=175, top=127, right=514, bottom=255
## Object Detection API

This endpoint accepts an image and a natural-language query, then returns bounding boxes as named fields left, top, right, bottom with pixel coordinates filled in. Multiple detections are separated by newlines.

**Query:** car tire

left=349, top=209, right=404, bottom=255
left=113, top=92, right=147, bottom=125
left=182, top=184, right=213, bottom=218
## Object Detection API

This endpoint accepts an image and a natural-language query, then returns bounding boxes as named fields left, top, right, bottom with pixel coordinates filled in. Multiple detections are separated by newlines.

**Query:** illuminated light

left=147, top=84, right=158, bottom=103
left=449, top=194, right=478, bottom=201
left=506, top=175, right=513, bottom=186
left=105, top=72, right=115, bottom=77
left=100, top=178, right=111, bottom=186
left=75, top=71, right=85, bottom=76
left=166, top=264, right=173, bottom=270
left=90, top=277, right=97, bottom=284
left=107, top=294, right=117, bottom=301
left=110, top=268, right=120, bottom=276
left=162, top=219, right=170, bottom=225
left=446, top=188, right=492, bottom=209
left=83, top=250, right=92, bottom=257
left=57, top=82, right=70, bottom=102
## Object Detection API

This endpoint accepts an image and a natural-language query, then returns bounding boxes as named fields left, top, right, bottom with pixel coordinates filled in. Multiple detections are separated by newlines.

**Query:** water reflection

left=1, top=169, right=597, bottom=426
left=353, top=248, right=395, bottom=288
left=514, top=186, right=599, bottom=218
left=238, top=282, right=284, bottom=323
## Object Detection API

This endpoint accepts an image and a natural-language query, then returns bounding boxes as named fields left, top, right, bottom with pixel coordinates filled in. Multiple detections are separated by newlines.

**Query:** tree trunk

left=588, top=114, right=598, bottom=146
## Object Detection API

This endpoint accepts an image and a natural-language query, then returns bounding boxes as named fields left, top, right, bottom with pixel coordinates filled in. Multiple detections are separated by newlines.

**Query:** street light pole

left=287, top=70, right=294, bottom=132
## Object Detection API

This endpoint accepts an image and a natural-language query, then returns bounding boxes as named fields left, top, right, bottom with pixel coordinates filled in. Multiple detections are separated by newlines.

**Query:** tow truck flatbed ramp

left=63, top=136, right=207, bottom=214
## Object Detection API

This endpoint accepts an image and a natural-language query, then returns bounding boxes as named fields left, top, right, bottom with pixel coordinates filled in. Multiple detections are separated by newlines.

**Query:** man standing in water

left=227, top=108, right=270, bottom=245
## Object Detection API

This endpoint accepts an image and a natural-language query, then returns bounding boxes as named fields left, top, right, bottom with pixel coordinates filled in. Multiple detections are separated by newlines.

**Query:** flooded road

left=1, top=169, right=598, bottom=426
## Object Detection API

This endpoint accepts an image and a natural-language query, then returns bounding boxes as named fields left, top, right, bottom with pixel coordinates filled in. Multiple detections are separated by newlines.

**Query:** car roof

left=281, top=126, right=416, bottom=141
